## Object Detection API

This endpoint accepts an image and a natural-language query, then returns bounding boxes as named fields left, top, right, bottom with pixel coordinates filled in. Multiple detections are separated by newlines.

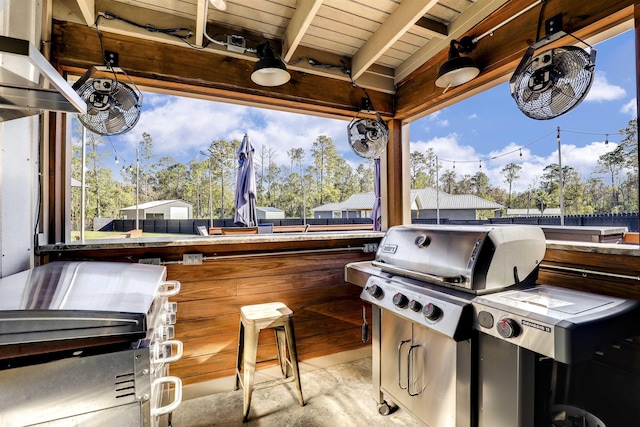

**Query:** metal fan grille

left=511, top=46, right=595, bottom=120
left=76, top=78, right=141, bottom=136
left=347, top=118, right=388, bottom=159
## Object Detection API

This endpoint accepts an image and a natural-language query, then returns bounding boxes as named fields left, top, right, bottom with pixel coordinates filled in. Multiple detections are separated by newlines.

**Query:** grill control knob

left=497, top=318, right=520, bottom=338
left=408, top=300, right=422, bottom=313
left=392, top=293, right=409, bottom=309
left=366, top=284, right=383, bottom=299
left=415, top=235, right=431, bottom=248
left=423, top=303, right=442, bottom=321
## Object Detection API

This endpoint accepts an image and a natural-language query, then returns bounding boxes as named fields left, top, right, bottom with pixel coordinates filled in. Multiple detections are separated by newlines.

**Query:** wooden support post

left=383, top=119, right=409, bottom=228
left=635, top=3, right=640, bottom=246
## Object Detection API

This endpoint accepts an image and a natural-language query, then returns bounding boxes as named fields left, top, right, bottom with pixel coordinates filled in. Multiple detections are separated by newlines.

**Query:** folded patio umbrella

left=370, top=158, right=381, bottom=231
left=234, top=133, right=257, bottom=227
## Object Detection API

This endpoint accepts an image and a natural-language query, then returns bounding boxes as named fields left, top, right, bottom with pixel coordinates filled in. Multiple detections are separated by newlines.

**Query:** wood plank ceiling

left=50, top=0, right=635, bottom=121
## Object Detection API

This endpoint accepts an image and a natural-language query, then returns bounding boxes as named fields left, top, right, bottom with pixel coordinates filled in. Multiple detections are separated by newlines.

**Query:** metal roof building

left=312, top=189, right=502, bottom=220
left=120, top=200, right=193, bottom=220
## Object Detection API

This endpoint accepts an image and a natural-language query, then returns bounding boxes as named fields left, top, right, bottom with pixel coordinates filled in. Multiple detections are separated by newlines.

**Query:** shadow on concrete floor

left=171, top=357, right=419, bottom=427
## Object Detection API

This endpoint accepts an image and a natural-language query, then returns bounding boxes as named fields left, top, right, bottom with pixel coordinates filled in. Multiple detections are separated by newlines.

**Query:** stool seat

left=241, top=302, right=292, bottom=326
left=235, top=302, right=304, bottom=422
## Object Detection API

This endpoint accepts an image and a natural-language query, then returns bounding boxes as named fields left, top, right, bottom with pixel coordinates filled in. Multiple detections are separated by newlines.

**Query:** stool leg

left=242, top=324, right=260, bottom=422
left=275, top=326, right=288, bottom=377
left=284, top=319, right=304, bottom=406
left=234, top=321, right=245, bottom=391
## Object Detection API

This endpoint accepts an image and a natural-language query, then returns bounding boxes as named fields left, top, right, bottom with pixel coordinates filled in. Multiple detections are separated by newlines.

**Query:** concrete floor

left=171, top=357, right=420, bottom=427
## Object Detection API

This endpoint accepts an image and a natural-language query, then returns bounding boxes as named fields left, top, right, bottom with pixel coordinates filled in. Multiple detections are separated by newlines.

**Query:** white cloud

left=620, top=97, right=637, bottom=117
left=585, top=71, right=626, bottom=102
left=410, top=135, right=617, bottom=194
left=468, top=113, right=478, bottom=120
left=115, top=92, right=353, bottom=168
left=420, top=110, right=449, bottom=129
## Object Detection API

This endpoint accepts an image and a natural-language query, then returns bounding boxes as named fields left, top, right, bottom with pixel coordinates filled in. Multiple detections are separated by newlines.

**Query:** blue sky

left=104, top=28, right=636, bottom=195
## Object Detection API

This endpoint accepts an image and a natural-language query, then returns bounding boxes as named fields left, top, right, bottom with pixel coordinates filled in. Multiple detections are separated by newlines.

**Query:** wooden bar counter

left=38, top=232, right=384, bottom=394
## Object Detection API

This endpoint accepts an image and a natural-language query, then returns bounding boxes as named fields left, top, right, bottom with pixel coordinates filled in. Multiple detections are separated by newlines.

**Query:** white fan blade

left=113, top=84, right=137, bottom=111
left=106, top=109, right=126, bottom=134
left=549, top=82, right=576, bottom=115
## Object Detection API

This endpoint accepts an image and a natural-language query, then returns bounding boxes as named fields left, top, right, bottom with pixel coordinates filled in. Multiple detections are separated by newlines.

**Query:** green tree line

left=71, top=130, right=375, bottom=230
left=71, top=119, right=638, bottom=230
left=410, top=119, right=639, bottom=218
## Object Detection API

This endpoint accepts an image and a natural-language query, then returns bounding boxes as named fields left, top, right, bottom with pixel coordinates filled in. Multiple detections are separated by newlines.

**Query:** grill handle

left=153, top=339, right=184, bottom=364
left=157, top=280, right=181, bottom=297
left=407, top=344, right=422, bottom=397
left=372, top=262, right=466, bottom=286
left=151, top=376, right=183, bottom=417
left=397, top=339, right=411, bottom=390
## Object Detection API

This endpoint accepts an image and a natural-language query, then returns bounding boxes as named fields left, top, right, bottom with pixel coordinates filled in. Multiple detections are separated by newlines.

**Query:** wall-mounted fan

left=347, top=112, right=389, bottom=159
left=73, top=66, right=142, bottom=135
left=509, top=45, right=596, bottom=120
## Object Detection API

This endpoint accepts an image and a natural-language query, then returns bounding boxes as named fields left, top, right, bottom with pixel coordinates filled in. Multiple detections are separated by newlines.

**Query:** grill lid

left=372, top=225, right=546, bottom=293
left=0, top=261, right=167, bottom=347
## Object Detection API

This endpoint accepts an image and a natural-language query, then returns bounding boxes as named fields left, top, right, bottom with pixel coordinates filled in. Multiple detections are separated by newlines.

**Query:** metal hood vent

left=0, top=36, right=86, bottom=122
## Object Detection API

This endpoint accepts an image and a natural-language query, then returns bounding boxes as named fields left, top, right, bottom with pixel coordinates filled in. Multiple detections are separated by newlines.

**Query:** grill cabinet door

left=412, top=325, right=458, bottom=427
left=380, top=310, right=413, bottom=411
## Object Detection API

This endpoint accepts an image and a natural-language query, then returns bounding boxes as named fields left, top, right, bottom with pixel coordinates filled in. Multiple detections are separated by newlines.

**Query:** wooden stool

left=234, top=302, right=304, bottom=422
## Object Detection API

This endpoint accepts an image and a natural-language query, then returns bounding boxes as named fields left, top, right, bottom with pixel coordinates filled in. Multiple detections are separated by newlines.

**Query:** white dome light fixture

left=435, top=37, right=480, bottom=89
left=251, top=41, right=291, bottom=87
left=209, top=0, right=227, bottom=11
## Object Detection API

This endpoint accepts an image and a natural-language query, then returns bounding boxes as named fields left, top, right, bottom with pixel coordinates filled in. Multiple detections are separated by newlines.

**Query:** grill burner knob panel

left=366, top=284, right=383, bottom=299
left=423, top=303, right=442, bottom=321
left=393, top=293, right=409, bottom=309
left=497, top=318, right=520, bottom=338
left=408, top=300, right=422, bottom=312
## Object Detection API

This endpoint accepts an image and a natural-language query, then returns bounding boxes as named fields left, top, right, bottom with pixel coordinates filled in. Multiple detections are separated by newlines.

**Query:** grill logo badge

left=521, top=319, right=551, bottom=333
left=382, top=244, right=398, bottom=254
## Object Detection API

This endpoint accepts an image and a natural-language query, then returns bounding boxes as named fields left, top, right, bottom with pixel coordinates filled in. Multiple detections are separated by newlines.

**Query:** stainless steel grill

left=0, top=261, right=183, bottom=427
left=372, top=224, right=546, bottom=293
left=348, top=224, right=640, bottom=427
left=354, top=224, right=547, bottom=426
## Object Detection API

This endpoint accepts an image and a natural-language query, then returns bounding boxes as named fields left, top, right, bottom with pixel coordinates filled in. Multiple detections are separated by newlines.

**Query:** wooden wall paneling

left=539, top=247, right=640, bottom=299
left=167, top=249, right=373, bottom=385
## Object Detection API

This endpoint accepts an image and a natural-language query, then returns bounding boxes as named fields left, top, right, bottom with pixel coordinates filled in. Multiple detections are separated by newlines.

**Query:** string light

left=115, top=155, right=119, bottom=165
left=433, top=127, right=616, bottom=169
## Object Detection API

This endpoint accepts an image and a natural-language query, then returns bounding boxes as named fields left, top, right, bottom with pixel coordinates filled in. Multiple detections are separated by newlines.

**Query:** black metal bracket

left=104, top=50, right=119, bottom=67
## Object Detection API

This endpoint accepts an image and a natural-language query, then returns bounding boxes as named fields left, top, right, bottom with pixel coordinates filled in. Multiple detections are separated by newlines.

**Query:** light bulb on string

left=453, top=161, right=456, bottom=169
left=519, top=149, right=523, bottom=158
left=115, top=155, right=119, bottom=165
left=479, top=160, right=482, bottom=169
left=605, top=134, right=609, bottom=145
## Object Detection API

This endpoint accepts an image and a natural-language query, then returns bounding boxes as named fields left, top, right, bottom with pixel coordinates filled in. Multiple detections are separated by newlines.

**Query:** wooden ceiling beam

left=72, top=0, right=94, bottom=26
left=195, top=0, right=207, bottom=48
left=395, top=0, right=509, bottom=84
left=395, top=0, right=636, bottom=121
left=51, top=20, right=394, bottom=118
left=351, top=0, right=439, bottom=81
left=282, top=0, right=323, bottom=63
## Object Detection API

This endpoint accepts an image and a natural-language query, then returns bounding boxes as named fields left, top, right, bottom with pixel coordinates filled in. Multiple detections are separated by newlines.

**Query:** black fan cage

left=511, top=46, right=595, bottom=120
left=347, top=118, right=388, bottom=159
left=76, top=78, right=142, bottom=136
